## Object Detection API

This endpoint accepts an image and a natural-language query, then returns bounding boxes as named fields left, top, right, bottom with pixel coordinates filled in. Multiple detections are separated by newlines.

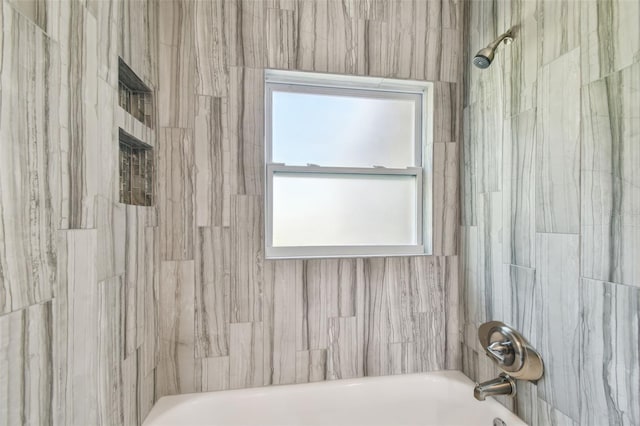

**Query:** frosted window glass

left=272, top=91, right=417, bottom=168
left=272, top=173, right=417, bottom=247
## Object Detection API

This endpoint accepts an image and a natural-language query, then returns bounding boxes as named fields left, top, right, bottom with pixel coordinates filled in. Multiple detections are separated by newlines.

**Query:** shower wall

left=155, top=0, right=463, bottom=398
left=0, top=0, right=159, bottom=424
left=462, top=0, right=640, bottom=424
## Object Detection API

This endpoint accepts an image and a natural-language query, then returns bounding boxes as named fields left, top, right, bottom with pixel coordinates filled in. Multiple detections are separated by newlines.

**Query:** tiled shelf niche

left=118, top=57, right=153, bottom=128
left=119, top=129, right=154, bottom=206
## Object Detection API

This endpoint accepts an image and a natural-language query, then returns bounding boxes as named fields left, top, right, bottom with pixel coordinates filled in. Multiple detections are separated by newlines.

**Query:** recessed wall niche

left=119, top=129, right=154, bottom=206
left=118, top=57, right=153, bottom=127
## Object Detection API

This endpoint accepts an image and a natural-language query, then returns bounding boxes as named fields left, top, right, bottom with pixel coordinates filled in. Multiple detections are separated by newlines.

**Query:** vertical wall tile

left=156, top=260, right=196, bottom=398
left=295, top=0, right=328, bottom=72
left=580, top=0, right=640, bottom=84
left=267, top=8, right=297, bottom=70
left=326, top=3, right=366, bottom=76
left=264, top=260, right=302, bottom=385
left=0, top=301, right=53, bottom=426
left=0, top=6, right=56, bottom=314
left=538, top=0, right=580, bottom=66
left=581, top=63, right=640, bottom=288
left=158, top=128, right=194, bottom=260
left=55, top=229, right=99, bottom=425
left=157, top=0, right=195, bottom=128
left=535, top=48, right=580, bottom=234
left=229, top=322, right=263, bottom=389
left=228, top=67, right=264, bottom=196
left=195, top=227, right=230, bottom=358
left=194, top=0, right=228, bottom=96
left=503, top=109, right=536, bottom=267
left=433, top=82, right=458, bottom=143
left=201, top=356, right=230, bottom=392
left=535, top=233, right=580, bottom=422
left=433, top=142, right=459, bottom=256
left=230, top=195, right=262, bottom=323
left=478, top=192, right=503, bottom=321
left=295, top=349, right=327, bottom=384
left=194, top=96, right=227, bottom=228
left=461, top=106, right=477, bottom=225
left=580, top=278, right=640, bottom=426
left=327, top=317, right=358, bottom=380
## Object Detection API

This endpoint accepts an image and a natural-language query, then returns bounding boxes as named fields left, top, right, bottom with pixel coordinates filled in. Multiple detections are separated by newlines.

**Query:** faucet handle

left=486, top=340, right=515, bottom=366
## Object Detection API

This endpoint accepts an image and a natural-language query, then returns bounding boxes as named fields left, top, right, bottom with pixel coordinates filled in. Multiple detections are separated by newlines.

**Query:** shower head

left=473, top=29, right=514, bottom=69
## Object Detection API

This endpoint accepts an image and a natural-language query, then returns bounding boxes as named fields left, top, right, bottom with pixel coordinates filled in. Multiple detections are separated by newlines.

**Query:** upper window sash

left=265, top=83, right=424, bottom=168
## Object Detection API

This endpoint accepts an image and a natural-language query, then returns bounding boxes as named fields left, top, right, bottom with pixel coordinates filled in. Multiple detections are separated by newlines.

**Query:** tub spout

left=473, top=373, right=516, bottom=401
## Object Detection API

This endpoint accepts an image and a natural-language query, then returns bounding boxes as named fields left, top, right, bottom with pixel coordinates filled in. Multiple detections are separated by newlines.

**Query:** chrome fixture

left=474, top=321, right=544, bottom=401
left=473, top=373, right=516, bottom=401
left=473, top=29, right=514, bottom=69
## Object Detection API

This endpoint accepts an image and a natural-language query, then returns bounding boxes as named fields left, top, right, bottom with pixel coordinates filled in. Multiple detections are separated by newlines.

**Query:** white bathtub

left=143, top=371, right=526, bottom=426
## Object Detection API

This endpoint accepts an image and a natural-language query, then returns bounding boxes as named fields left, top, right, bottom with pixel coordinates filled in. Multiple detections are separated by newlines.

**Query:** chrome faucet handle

left=486, top=341, right=515, bottom=366
left=478, top=321, right=544, bottom=381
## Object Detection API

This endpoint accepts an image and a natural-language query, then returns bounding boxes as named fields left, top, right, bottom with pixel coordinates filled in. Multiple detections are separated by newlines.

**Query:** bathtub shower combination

left=143, top=371, right=525, bottom=426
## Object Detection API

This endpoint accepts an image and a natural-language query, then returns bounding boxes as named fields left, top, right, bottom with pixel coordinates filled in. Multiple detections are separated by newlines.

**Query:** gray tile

left=581, top=63, right=640, bottom=288
left=201, top=357, right=230, bottom=392
left=0, top=6, right=57, bottom=314
left=535, top=233, right=580, bottom=421
left=229, top=322, right=264, bottom=389
left=580, top=278, right=640, bottom=426
left=535, top=48, right=580, bottom=234
left=267, top=8, right=297, bottom=70
left=195, top=227, right=230, bottom=358
left=156, top=260, right=196, bottom=398
left=580, top=0, right=640, bottom=84
left=0, top=301, right=53, bottom=426
left=231, top=195, right=263, bottom=323
left=433, top=142, right=459, bottom=256
left=538, top=0, right=580, bottom=66
left=194, top=0, right=228, bottom=96
left=503, top=110, right=536, bottom=268
left=158, top=128, right=194, bottom=261
left=327, top=317, right=358, bottom=380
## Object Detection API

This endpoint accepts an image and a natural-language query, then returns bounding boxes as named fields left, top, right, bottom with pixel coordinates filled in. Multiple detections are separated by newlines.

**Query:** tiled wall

left=155, top=0, right=463, bottom=397
left=0, top=0, right=159, bottom=424
left=461, top=0, right=640, bottom=424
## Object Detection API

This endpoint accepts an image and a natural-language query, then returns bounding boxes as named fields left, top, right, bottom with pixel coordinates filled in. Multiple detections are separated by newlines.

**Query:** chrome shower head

left=473, top=29, right=514, bottom=69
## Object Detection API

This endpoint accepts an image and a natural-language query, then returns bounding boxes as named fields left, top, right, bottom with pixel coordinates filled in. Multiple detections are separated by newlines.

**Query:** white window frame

left=264, top=70, right=433, bottom=259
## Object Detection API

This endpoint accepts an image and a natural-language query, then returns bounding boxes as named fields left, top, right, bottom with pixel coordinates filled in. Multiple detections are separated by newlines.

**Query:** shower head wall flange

left=473, top=28, right=514, bottom=69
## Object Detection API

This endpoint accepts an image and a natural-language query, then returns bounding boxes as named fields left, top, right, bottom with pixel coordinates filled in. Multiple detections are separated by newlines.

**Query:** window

left=265, top=70, right=432, bottom=258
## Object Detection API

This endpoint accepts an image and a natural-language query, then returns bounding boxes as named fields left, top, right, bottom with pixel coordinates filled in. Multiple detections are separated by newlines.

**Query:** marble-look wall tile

left=195, top=227, right=230, bottom=358
left=461, top=106, right=477, bottom=225
left=0, top=5, right=56, bottom=314
left=229, top=322, right=264, bottom=389
left=326, top=3, right=366, bottom=76
left=478, top=192, right=503, bottom=321
left=0, top=301, right=53, bottom=425
left=194, top=96, right=227, bottom=227
left=504, top=13, right=538, bottom=116
left=119, top=0, right=158, bottom=85
left=156, top=260, right=196, bottom=398
left=157, top=0, right=195, bottom=129
left=535, top=48, right=580, bottom=234
left=581, top=63, right=640, bottom=288
left=194, top=0, right=228, bottom=96
left=433, top=142, right=459, bottom=256
left=230, top=195, right=262, bottom=323
left=140, top=226, right=159, bottom=376
left=580, top=0, right=640, bottom=85
left=538, top=0, right=580, bottom=66
left=263, top=260, right=302, bottom=385
left=580, top=278, right=640, bottom=426
left=228, top=67, right=264, bottom=196
left=505, top=265, right=535, bottom=341
left=503, top=109, right=536, bottom=267
left=96, top=276, right=124, bottom=425
left=201, top=356, right=230, bottom=392
left=55, top=229, right=99, bottom=426
left=158, top=128, right=194, bottom=260
left=295, top=0, right=329, bottom=72
left=433, top=82, right=458, bottom=143
left=327, top=317, right=358, bottom=380
left=295, top=349, right=327, bottom=383
left=267, top=8, right=297, bottom=70
left=535, top=233, right=580, bottom=422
